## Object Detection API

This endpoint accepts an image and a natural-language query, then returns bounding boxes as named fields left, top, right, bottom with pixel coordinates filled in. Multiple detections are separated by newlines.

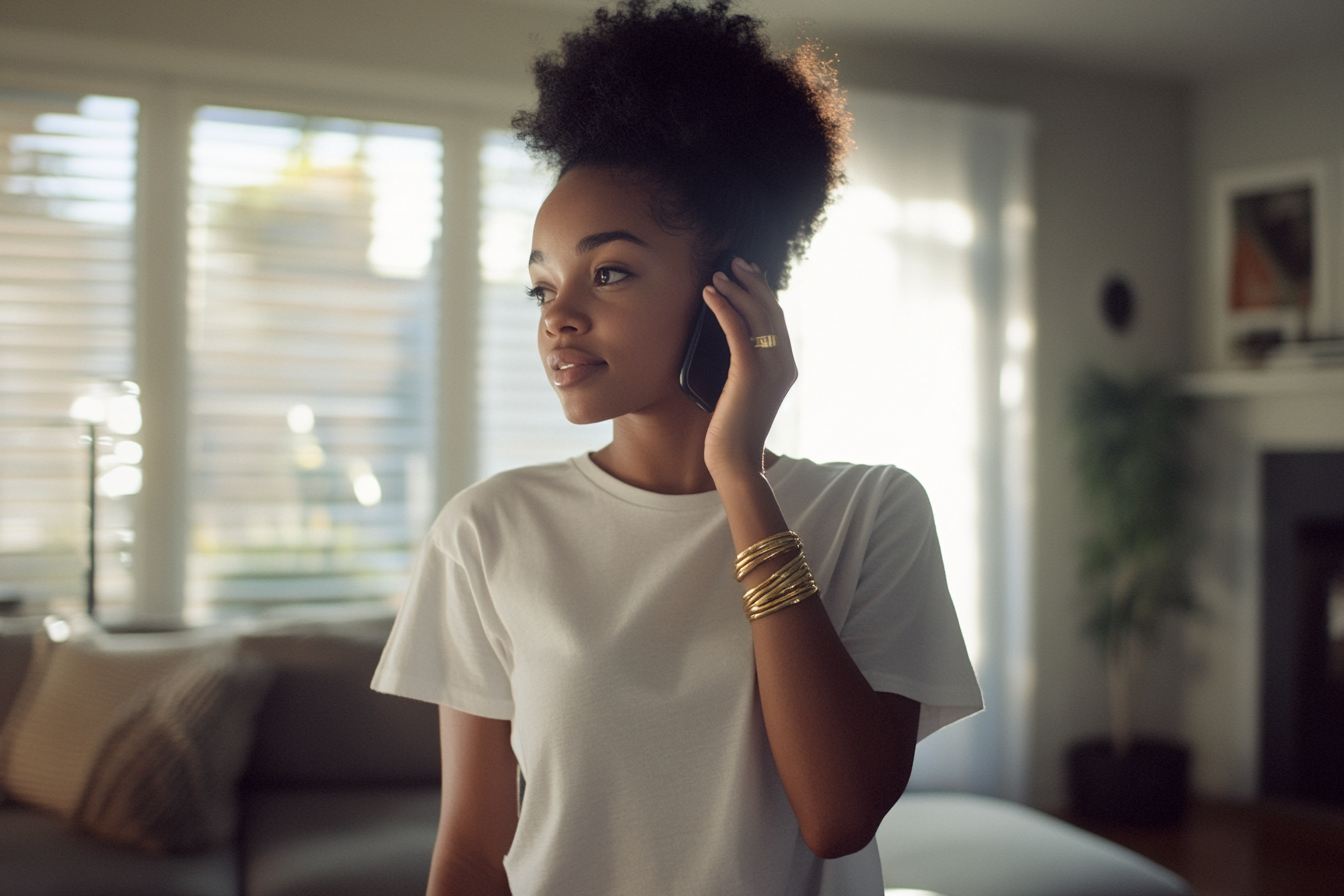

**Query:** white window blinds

left=0, top=90, right=138, bottom=615
left=185, top=106, right=441, bottom=618
left=476, top=130, right=609, bottom=479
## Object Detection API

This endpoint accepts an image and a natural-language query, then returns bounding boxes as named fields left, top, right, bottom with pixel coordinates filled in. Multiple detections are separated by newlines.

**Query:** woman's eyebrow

left=575, top=230, right=649, bottom=254
left=528, top=230, right=650, bottom=267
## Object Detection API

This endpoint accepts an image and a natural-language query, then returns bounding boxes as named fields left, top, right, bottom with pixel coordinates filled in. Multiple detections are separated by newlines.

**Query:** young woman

left=373, top=3, right=981, bottom=894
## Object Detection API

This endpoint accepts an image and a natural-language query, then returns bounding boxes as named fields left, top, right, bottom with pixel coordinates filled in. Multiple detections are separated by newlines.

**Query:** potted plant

left=1065, top=367, right=1198, bottom=825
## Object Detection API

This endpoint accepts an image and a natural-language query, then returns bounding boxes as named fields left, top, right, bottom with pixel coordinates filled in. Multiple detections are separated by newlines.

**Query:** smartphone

left=678, top=251, right=740, bottom=413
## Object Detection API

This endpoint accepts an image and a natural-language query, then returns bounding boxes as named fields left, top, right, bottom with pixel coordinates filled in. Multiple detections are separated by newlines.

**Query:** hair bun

left=513, top=0, right=849, bottom=289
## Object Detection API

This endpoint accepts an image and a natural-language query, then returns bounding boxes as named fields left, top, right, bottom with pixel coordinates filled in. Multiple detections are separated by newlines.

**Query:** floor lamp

left=70, top=382, right=142, bottom=619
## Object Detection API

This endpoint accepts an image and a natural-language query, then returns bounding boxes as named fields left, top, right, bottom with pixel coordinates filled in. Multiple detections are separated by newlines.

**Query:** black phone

left=678, top=251, right=739, bottom=413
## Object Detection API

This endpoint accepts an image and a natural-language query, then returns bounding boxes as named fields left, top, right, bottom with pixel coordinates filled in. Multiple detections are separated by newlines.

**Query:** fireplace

left=1260, top=451, right=1344, bottom=806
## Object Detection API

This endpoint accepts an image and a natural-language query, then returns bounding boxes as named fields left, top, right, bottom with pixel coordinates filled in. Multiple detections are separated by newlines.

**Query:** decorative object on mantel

left=1210, top=160, right=1332, bottom=368
left=1065, top=367, right=1198, bottom=825
left=1100, top=275, right=1136, bottom=333
left=68, top=381, right=143, bottom=620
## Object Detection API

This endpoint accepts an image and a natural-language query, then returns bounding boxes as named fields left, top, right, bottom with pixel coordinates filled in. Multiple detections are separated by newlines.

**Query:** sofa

left=0, top=612, right=441, bottom=896
left=0, top=612, right=1191, bottom=896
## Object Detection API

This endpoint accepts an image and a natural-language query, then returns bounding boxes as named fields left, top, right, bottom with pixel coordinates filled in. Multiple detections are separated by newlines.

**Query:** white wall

left=0, top=0, right=571, bottom=89
left=0, top=0, right=1196, bottom=811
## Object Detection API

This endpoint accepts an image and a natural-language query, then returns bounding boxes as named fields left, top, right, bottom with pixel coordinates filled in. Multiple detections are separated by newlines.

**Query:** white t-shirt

left=372, top=454, right=982, bottom=895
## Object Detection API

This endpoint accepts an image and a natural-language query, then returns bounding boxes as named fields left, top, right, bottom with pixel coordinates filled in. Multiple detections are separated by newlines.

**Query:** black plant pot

left=1067, top=737, right=1190, bottom=825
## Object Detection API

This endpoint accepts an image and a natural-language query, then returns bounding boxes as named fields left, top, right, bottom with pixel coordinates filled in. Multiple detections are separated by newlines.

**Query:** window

left=0, top=89, right=138, bottom=616
left=476, top=130, right=609, bottom=479
left=185, top=106, right=441, bottom=619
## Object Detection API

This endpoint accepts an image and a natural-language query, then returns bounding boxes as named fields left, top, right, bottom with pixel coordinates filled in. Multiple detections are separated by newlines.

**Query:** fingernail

left=733, top=257, right=751, bottom=272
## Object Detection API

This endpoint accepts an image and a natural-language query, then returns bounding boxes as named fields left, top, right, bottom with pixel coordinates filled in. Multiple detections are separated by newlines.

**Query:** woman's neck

left=589, top=403, right=777, bottom=495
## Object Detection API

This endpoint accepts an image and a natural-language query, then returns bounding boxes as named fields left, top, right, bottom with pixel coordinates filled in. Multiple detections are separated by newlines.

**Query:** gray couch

left=0, top=614, right=1191, bottom=896
left=0, top=615, right=441, bottom=896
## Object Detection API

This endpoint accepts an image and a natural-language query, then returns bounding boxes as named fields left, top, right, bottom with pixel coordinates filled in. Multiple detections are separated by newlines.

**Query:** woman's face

left=529, top=166, right=704, bottom=425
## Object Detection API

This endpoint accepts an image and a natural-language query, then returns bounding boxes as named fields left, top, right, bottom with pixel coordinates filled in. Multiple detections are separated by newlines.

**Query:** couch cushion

left=876, top=792, right=1191, bottom=896
left=240, top=618, right=439, bottom=786
left=241, top=786, right=439, bottom=896
left=0, top=802, right=236, bottom=896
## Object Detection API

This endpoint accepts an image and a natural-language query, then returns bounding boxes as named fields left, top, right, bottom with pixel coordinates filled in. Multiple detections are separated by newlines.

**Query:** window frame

left=0, top=36, right=517, bottom=622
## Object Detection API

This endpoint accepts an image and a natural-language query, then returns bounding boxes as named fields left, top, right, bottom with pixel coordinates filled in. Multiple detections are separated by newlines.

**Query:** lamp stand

left=85, top=421, right=96, bottom=618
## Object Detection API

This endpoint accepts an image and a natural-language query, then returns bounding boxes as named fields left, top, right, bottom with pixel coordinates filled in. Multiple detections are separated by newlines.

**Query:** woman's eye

left=596, top=266, right=629, bottom=286
left=525, top=285, right=552, bottom=306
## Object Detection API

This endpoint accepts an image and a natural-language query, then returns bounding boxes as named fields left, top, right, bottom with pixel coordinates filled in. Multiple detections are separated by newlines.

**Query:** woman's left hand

left=701, top=257, right=798, bottom=482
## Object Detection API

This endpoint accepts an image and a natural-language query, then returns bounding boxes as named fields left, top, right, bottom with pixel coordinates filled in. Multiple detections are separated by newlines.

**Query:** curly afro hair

left=512, top=0, right=849, bottom=290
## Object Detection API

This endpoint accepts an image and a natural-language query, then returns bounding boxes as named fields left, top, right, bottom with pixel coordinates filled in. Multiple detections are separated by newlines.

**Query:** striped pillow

left=75, top=648, right=273, bottom=853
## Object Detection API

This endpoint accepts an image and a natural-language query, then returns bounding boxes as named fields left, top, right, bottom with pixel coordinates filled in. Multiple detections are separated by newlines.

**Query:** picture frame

left=1210, top=159, right=1331, bottom=366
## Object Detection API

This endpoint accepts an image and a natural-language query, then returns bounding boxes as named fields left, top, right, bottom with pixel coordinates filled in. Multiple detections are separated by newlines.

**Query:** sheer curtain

left=770, top=92, right=1035, bottom=799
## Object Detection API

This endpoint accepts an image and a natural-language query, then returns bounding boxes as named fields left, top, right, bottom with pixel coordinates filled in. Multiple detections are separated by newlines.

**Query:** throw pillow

left=74, top=648, right=273, bottom=853
left=0, top=631, right=205, bottom=816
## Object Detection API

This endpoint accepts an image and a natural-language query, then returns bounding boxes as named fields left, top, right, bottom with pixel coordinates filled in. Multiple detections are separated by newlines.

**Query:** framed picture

left=1211, top=160, right=1331, bottom=365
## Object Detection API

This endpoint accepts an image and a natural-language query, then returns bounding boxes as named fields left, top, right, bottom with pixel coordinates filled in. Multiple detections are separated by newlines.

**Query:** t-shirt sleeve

left=838, top=470, right=983, bottom=741
left=370, top=525, right=514, bottom=720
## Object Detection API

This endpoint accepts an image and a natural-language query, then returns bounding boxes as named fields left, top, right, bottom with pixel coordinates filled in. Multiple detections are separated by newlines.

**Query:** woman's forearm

left=715, top=470, right=919, bottom=858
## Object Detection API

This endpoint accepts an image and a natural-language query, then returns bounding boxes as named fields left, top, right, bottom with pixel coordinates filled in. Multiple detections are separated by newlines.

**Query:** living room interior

left=1, top=2, right=1342, bottom=894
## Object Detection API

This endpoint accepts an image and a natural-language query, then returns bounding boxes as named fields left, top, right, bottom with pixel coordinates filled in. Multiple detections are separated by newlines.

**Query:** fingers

left=702, top=283, right=754, bottom=355
left=708, top=258, right=785, bottom=348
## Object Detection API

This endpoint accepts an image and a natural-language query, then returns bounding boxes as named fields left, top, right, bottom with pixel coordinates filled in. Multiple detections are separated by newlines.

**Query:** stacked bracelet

left=734, top=531, right=801, bottom=581
left=734, top=531, right=819, bottom=621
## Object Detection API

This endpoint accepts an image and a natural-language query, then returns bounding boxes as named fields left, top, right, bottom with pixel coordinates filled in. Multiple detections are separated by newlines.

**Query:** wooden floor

left=1066, top=798, right=1344, bottom=896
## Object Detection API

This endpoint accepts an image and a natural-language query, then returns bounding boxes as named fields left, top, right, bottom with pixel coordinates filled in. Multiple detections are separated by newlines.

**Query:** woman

left=373, top=2, right=982, bottom=893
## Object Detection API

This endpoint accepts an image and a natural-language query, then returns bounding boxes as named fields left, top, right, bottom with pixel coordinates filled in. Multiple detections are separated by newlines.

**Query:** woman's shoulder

left=429, top=457, right=587, bottom=540
left=769, top=455, right=927, bottom=503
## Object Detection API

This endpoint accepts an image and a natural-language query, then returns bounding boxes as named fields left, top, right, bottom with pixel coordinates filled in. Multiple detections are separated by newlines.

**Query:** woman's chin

left=558, top=401, right=614, bottom=427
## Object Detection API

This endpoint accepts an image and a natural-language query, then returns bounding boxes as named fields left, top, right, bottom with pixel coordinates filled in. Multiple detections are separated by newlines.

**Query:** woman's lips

left=548, top=349, right=606, bottom=387
left=552, top=361, right=606, bottom=387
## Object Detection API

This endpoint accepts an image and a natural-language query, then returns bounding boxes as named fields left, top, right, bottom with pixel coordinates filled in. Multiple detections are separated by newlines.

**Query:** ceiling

left=509, top=0, right=1344, bottom=81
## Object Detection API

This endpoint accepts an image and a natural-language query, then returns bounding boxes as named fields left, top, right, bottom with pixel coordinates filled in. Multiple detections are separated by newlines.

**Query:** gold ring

left=751, top=335, right=778, bottom=349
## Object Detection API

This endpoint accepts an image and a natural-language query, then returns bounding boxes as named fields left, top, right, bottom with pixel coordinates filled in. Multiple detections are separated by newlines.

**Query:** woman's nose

left=542, top=289, right=591, bottom=337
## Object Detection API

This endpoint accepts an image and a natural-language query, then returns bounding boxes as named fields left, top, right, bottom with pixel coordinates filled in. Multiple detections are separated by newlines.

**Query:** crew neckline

left=570, top=452, right=796, bottom=511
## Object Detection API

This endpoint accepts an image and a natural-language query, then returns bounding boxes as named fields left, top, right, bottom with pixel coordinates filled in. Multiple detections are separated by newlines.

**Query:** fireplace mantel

left=1184, top=366, right=1344, bottom=400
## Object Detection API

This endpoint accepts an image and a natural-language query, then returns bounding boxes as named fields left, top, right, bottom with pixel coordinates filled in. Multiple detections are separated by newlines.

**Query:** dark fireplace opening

left=1261, top=452, right=1344, bottom=807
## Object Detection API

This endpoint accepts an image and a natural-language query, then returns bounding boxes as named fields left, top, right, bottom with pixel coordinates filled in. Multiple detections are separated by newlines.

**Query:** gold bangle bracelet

left=746, top=570, right=817, bottom=614
left=735, top=531, right=797, bottom=565
left=741, top=552, right=807, bottom=606
left=736, top=531, right=818, bottom=621
left=735, top=542, right=801, bottom=582
left=734, top=531, right=801, bottom=580
left=741, top=553, right=817, bottom=621
left=746, top=577, right=818, bottom=620
left=747, top=591, right=815, bottom=621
